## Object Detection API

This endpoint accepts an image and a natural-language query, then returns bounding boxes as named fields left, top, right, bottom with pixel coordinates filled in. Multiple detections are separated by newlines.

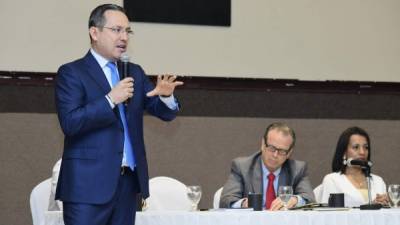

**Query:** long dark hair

left=331, top=126, right=371, bottom=174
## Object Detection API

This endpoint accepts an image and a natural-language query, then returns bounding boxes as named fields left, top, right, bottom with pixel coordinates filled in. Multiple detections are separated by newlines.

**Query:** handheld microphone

left=120, top=53, right=130, bottom=106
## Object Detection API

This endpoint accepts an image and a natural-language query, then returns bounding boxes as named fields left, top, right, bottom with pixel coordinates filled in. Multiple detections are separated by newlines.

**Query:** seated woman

left=320, top=127, right=389, bottom=207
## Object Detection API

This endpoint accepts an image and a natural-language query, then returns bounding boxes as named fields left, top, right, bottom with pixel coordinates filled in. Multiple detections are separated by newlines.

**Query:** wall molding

left=2, top=71, right=400, bottom=119
left=1, top=70, right=400, bottom=94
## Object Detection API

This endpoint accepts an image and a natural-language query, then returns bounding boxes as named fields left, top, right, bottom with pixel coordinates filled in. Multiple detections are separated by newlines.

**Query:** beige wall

left=1, top=0, right=400, bottom=81
left=1, top=113, right=400, bottom=225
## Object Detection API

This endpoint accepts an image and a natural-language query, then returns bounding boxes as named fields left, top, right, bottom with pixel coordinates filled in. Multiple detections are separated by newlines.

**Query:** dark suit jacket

left=55, top=51, right=178, bottom=204
left=219, top=151, right=315, bottom=208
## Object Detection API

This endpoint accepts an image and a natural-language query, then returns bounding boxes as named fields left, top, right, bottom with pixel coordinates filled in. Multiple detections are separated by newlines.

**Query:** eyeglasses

left=264, top=143, right=291, bottom=156
left=101, top=26, right=134, bottom=36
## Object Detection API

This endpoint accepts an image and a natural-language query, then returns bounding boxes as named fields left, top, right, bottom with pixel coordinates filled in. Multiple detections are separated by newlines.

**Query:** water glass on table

left=388, top=184, right=400, bottom=208
left=278, top=186, right=293, bottom=210
left=187, top=185, right=202, bottom=211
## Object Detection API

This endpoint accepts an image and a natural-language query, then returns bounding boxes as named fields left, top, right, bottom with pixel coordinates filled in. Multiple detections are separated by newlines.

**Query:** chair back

left=146, top=176, right=192, bottom=211
left=30, top=178, right=51, bottom=225
left=213, top=187, right=223, bottom=209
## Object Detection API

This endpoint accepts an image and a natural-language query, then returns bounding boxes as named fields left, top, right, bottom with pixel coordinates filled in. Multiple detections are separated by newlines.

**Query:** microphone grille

left=120, top=53, right=130, bottom=62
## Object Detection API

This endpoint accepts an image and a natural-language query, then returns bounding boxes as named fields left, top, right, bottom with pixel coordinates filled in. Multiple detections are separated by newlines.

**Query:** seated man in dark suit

left=220, top=122, right=315, bottom=210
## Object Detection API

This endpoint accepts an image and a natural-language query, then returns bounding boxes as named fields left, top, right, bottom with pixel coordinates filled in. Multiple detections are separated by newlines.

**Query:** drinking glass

left=187, top=185, right=202, bottom=211
left=388, top=184, right=400, bottom=208
left=278, top=186, right=293, bottom=210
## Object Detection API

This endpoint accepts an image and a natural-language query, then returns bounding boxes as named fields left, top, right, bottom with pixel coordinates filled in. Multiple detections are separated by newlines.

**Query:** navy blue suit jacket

left=55, top=51, right=178, bottom=204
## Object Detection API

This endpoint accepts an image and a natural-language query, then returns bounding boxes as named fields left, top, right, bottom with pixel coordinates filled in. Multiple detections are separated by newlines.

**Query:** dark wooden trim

left=0, top=71, right=55, bottom=86
left=2, top=70, right=400, bottom=119
left=1, top=70, right=400, bottom=94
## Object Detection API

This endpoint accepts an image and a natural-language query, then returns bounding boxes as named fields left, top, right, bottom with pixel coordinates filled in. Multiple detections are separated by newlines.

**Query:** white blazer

left=320, top=172, right=386, bottom=207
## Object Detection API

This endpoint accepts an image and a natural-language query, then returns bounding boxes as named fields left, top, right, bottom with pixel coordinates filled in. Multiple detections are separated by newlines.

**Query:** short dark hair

left=263, top=122, right=296, bottom=151
left=88, top=4, right=126, bottom=29
left=332, top=126, right=371, bottom=174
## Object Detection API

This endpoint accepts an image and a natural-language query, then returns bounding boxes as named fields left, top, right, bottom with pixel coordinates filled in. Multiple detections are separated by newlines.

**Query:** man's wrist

left=241, top=199, right=246, bottom=208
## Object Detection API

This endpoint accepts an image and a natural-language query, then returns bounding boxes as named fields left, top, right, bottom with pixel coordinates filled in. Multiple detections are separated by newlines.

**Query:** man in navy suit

left=55, top=4, right=183, bottom=225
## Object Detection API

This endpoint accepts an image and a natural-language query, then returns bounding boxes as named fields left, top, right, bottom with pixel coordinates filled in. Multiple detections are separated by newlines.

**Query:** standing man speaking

left=55, top=4, right=183, bottom=225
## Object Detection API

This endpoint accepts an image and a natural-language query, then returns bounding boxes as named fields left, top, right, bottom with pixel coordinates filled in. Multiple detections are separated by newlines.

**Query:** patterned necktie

left=265, top=173, right=276, bottom=209
left=107, top=62, right=136, bottom=170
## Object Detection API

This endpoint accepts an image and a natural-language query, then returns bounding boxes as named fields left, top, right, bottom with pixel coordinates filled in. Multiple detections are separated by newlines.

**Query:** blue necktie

left=107, top=62, right=136, bottom=170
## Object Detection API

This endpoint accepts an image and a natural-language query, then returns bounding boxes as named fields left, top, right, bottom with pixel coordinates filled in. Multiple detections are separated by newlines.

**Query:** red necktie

left=265, top=173, right=276, bottom=209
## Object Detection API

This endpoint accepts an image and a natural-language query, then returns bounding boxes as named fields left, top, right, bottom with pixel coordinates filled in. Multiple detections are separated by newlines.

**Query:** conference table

left=45, top=208, right=400, bottom=225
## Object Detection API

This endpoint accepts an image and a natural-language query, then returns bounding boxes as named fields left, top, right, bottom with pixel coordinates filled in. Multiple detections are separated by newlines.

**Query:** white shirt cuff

left=159, top=94, right=178, bottom=110
left=231, top=198, right=245, bottom=208
left=105, top=95, right=115, bottom=108
left=295, top=195, right=306, bottom=206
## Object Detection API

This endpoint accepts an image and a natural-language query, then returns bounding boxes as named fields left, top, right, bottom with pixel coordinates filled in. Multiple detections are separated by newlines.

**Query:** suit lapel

left=82, top=51, right=124, bottom=128
left=251, top=155, right=263, bottom=194
left=83, top=51, right=112, bottom=94
left=278, top=163, right=290, bottom=187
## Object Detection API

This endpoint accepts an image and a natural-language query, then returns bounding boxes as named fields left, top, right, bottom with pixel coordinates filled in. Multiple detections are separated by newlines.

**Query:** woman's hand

left=373, top=193, right=389, bottom=206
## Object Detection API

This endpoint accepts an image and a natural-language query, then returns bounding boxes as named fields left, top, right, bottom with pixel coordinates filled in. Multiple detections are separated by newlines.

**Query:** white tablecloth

left=45, top=208, right=400, bottom=225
